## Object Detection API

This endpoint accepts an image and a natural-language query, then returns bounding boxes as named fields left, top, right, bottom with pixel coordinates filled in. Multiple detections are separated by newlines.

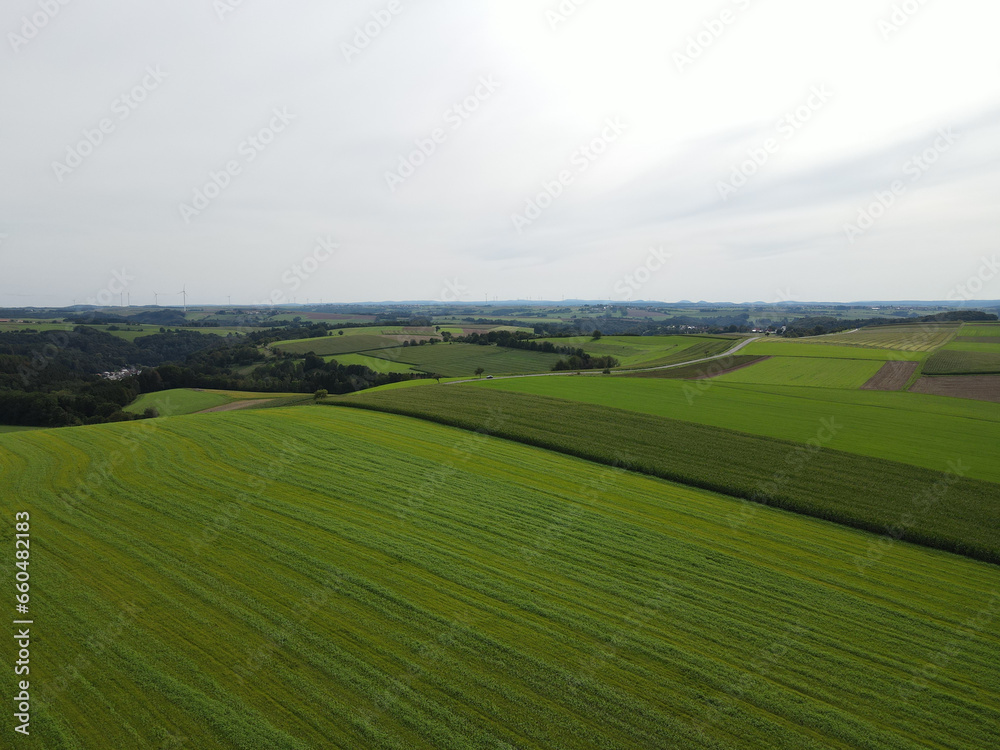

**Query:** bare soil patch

left=910, top=376, right=1000, bottom=403
left=861, top=361, right=919, bottom=391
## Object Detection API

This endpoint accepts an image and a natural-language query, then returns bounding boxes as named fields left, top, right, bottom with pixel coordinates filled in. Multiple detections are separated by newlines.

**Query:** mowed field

left=808, top=324, right=958, bottom=351
left=1, top=407, right=999, bottom=748
left=712, top=356, right=884, bottom=389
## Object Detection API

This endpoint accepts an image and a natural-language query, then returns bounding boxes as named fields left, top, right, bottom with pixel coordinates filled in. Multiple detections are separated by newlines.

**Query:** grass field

left=809, top=325, right=957, bottom=351
left=338, top=387, right=1000, bottom=562
left=123, top=389, right=235, bottom=416
left=367, top=343, right=564, bottom=376
left=447, top=375, right=1000, bottom=484
left=713, top=356, right=885, bottom=389
left=1, top=407, right=998, bottom=748
left=622, top=355, right=767, bottom=379
left=742, top=340, right=926, bottom=361
left=0, top=424, right=42, bottom=433
left=325, top=353, right=421, bottom=374
left=533, top=335, right=736, bottom=368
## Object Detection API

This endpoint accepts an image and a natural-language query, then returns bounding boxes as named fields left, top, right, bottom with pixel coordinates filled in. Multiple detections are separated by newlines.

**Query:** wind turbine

left=179, top=285, right=188, bottom=313
left=153, top=292, right=160, bottom=306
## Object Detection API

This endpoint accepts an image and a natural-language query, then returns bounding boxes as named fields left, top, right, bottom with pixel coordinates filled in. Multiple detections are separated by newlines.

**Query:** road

left=445, top=336, right=761, bottom=385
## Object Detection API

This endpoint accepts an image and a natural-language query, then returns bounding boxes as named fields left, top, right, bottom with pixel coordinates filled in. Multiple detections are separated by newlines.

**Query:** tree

left=592, top=329, right=602, bottom=340
left=314, top=389, right=328, bottom=401
left=474, top=367, right=485, bottom=379
left=338, top=330, right=344, bottom=336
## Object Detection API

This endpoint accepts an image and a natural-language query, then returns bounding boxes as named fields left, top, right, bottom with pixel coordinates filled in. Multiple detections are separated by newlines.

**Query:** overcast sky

left=2, top=0, right=998, bottom=307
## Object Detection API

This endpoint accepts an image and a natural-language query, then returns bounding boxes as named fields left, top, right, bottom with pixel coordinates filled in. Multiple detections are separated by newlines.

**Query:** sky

left=1, top=0, right=999, bottom=307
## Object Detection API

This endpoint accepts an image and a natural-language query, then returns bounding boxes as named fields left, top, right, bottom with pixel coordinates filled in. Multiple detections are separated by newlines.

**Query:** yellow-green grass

left=2, top=408, right=999, bottom=748
left=0, top=321, right=74, bottom=333
left=742, top=340, right=926, bottom=361
left=367, top=343, right=564, bottom=376
left=0, top=424, right=42, bottom=433
left=199, top=389, right=305, bottom=400
left=123, top=389, right=235, bottom=416
left=713, top=356, right=885, bottom=389
left=806, top=325, right=957, bottom=351
left=324, top=353, right=422, bottom=374
left=923, top=347, right=1000, bottom=376
left=533, top=335, right=737, bottom=368
left=459, top=376, right=1000, bottom=484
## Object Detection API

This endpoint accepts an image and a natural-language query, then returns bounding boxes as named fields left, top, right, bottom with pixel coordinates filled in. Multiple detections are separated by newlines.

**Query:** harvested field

left=861, top=361, right=919, bottom=391
left=910, top=375, right=1000, bottom=403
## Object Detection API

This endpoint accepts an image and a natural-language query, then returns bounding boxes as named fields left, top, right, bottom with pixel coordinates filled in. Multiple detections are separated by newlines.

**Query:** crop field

left=923, top=347, right=1000, bottom=375
left=1, top=408, right=999, bottom=748
left=272, top=334, right=401, bottom=356
left=366, top=343, right=564, bottom=376
left=532, top=335, right=736, bottom=368
left=741, top=340, right=926, bottom=361
left=712, top=356, right=884, bottom=389
left=811, top=324, right=957, bottom=351
left=447, top=375, right=1000, bottom=483
left=339, top=387, right=1000, bottom=562
left=958, top=323, right=1000, bottom=338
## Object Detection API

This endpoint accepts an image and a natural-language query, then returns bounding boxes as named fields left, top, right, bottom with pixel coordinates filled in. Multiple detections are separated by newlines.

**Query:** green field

left=325, top=353, right=421, bottom=374
left=367, top=343, right=564, bottom=376
left=811, top=325, right=957, bottom=351
left=339, top=386, right=1000, bottom=562
left=533, top=335, right=737, bottom=368
left=0, top=424, right=42, bottom=433
left=450, top=375, right=1000, bottom=483
left=123, top=389, right=235, bottom=416
left=622, top=355, right=767, bottom=379
left=713, top=356, right=884, bottom=389
left=958, top=323, right=1000, bottom=338
left=2, top=407, right=999, bottom=748
left=923, top=347, right=1000, bottom=375
left=272, top=333, right=402, bottom=356
left=742, top=340, right=926, bottom=361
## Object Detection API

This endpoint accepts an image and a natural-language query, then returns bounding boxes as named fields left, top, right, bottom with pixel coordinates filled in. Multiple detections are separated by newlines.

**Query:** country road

left=445, top=336, right=762, bottom=385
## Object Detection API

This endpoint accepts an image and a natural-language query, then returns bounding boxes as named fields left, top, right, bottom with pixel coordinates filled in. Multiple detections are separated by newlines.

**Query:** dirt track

left=861, top=361, right=919, bottom=391
left=910, top=376, right=1000, bottom=403
left=196, top=400, right=265, bottom=413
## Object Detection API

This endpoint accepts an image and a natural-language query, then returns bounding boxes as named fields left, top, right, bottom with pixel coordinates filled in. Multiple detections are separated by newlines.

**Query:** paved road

left=445, top=336, right=762, bottom=385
